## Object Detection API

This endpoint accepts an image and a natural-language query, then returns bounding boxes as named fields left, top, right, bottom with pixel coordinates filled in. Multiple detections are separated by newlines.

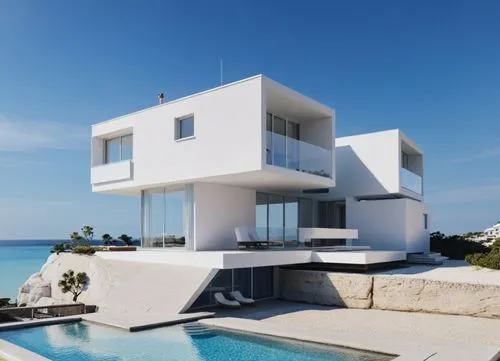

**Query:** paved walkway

left=208, top=301, right=500, bottom=361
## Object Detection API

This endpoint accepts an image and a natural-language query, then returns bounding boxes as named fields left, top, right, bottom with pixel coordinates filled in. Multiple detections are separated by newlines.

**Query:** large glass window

left=142, top=187, right=191, bottom=248
left=287, top=121, right=300, bottom=170
left=120, top=134, right=133, bottom=161
left=105, top=137, right=120, bottom=163
left=104, top=134, right=133, bottom=164
left=272, top=116, right=287, bottom=167
left=266, top=113, right=273, bottom=164
left=233, top=268, right=252, bottom=298
left=252, top=267, right=274, bottom=299
left=255, top=193, right=269, bottom=240
left=256, top=192, right=299, bottom=248
left=268, top=194, right=284, bottom=244
left=284, top=196, right=298, bottom=247
left=402, top=152, right=409, bottom=169
left=189, top=266, right=275, bottom=310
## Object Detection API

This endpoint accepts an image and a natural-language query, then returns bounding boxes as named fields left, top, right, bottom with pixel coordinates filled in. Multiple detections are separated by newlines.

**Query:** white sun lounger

left=214, top=292, right=240, bottom=308
left=229, top=291, right=255, bottom=305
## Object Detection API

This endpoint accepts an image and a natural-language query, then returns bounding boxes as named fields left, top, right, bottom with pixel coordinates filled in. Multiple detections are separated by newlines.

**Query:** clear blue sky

left=0, top=0, right=499, bottom=239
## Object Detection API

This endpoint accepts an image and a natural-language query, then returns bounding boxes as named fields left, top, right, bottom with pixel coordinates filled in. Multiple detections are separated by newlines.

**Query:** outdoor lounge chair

left=234, top=227, right=270, bottom=249
left=214, top=292, right=240, bottom=308
left=229, top=291, right=255, bottom=305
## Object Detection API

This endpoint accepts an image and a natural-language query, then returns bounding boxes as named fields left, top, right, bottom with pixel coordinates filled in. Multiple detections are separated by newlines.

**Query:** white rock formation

left=17, top=272, right=51, bottom=306
left=17, top=253, right=216, bottom=314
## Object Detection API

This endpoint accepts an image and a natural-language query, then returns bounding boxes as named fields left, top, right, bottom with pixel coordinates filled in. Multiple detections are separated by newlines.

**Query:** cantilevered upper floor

left=90, top=75, right=335, bottom=195
left=330, top=129, right=424, bottom=201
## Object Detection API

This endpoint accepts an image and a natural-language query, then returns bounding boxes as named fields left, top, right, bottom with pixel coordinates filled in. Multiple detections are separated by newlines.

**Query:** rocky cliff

left=17, top=253, right=216, bottom=314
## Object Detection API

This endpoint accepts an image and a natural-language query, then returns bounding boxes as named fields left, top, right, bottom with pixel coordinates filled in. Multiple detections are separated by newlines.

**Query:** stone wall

left=279, top=269, right=500, bottom=319
left=279, top=269, right=373, bottom=309
left=373, top=276, right=500, bottom=319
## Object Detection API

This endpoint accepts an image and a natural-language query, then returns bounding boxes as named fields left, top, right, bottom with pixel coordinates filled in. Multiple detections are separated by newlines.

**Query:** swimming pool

left=0, top=322, right=393, bottom=361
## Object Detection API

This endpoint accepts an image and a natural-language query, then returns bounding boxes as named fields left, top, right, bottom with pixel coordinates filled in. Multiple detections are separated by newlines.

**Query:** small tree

left=102, top=233, right=113, bottom=246
left=118, top=234, right=134, bottom=246
left=58, top=270, right=89, bottom=302
left=82, top=225, right=94, bottom=244
left=70, top=231, right=83, bottom=246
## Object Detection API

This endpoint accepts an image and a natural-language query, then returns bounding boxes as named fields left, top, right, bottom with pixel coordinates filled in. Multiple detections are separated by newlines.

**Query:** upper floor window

left=423, top=213, right=428, bottom=230
left=402, top=152, right=409, bottom=170
left=176, top=115, right=194, bottom=140
left=105, top=134, right=133, bottom=164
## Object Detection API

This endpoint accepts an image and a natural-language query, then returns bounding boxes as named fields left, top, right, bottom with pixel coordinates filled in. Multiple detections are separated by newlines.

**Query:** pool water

left=0, top=322, right=393, bottom=361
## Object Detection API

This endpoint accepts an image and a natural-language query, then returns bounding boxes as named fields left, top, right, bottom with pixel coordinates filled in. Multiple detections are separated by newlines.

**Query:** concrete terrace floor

left=205, top=300, right=500, bottom=360
left=213, top=300, right=500, bottom=347
left=375, top=260, right=500, bottom=286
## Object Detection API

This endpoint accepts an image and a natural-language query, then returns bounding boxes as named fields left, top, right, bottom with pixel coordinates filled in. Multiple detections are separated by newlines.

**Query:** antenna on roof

left=220, top=57, right=223, bottom=86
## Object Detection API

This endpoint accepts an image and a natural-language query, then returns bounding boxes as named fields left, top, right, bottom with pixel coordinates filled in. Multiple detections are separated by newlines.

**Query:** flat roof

left=92, top=74, right=332, bottom=127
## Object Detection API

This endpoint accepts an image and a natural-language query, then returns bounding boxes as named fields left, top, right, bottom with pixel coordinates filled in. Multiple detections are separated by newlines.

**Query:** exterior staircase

left=407, top=252, right=449, bottom=265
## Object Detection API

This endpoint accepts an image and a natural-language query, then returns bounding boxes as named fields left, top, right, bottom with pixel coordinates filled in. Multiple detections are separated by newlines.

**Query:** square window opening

left=176, top=115, right=194, bottom=140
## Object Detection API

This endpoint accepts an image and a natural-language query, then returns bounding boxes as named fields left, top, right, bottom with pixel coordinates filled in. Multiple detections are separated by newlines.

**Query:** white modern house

left=469, top=222, right=500, bottom=246
left=90, top=75, right=430, bottom=310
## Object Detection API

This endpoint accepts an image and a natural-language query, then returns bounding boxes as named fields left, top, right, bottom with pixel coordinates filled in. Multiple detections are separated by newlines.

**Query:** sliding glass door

left=142, top=187, right=193, bottom=249
left=266, top=112, right=300, bottom=170
left=256, top=192, right=299, bottom=247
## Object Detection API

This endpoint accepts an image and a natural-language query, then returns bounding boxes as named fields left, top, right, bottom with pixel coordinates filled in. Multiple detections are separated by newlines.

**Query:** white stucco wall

left=331, top=130, right=400, bottom=199
left=405, top=200, right=430, bottom=253
left=346, top=197, right=429, bottom=253
left=92, top=76, right=264, bottom=192
left=193, top=183, right=256, bottom=251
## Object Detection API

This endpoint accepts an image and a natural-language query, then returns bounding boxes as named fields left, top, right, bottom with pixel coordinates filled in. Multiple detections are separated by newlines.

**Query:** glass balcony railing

left=266, top=131, right=332, bottom=178
left=400, top=167, right=423, bottom=195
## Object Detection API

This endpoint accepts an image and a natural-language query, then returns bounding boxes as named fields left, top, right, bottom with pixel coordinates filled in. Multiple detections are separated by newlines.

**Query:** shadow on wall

left=331, top=145, right=390, bottom=199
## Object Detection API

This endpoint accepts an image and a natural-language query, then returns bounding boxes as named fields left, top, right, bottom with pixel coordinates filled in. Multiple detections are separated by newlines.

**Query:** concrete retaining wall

left=279, top=269, right=373, bottom=309
left=279, top=269, right=500, bottom=319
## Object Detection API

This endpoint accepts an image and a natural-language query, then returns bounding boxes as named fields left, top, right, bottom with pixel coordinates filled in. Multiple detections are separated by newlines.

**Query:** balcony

left=400, top=167, right=422, bottom=195
left=91, top=160, right=133, bottom=185
left=266, top=131, right=332, bottom=178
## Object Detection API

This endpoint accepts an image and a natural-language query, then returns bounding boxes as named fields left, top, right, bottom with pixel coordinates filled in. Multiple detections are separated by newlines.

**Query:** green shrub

left=51, top=243, right=72, bottom=255
left=430, top=232, right=490, bottom=260
left=0, top=298, right=11, bottom=308
left=117, top=234, right=134, bottom=246
left=466, top=249, right=500, bottom=270
left=72, top=245, right=96, bottom=255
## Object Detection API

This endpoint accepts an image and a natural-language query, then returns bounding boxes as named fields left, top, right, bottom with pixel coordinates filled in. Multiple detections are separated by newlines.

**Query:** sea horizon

left=0, top=239, right=137, bottom=301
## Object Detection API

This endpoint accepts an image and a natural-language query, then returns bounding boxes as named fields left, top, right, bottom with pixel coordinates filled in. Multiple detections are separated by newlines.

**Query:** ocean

left=0, top=239, right=141, bottom=301
left=0, top=240, right=60, bottom=301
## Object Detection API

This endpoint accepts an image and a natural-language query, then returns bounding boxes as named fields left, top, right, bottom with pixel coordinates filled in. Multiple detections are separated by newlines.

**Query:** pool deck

left=1, top=300, right=499, bottom=360
left=201, top=300, right=500, bottom=361
left=375, top=260, right=500, bottom=286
